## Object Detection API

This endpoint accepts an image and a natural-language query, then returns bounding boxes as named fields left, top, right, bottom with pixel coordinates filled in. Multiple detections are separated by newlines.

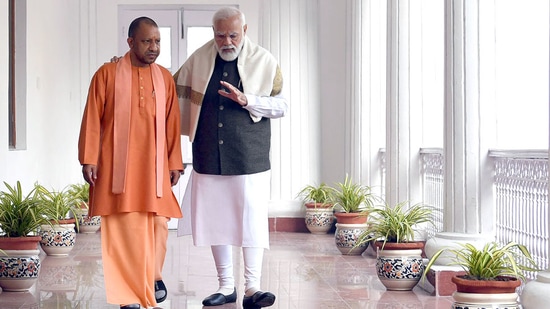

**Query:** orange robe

left=78, top=62, right=183, bottom=218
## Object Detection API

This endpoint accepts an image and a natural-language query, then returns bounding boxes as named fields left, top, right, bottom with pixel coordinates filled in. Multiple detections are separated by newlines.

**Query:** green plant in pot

left=423, top=241, right=539, bottom=303
left=36, top=185, right=81, bottom=256
left=297, top=182, right=334, bottom=209
left=297, top=183, right=335, bottom=234
left=331, top=175, right=377, bottom=255
left=36, top=185, right=81, bottom=226
left=331, top=175, right=376, bottom=224
left=358, top=201, right=435, bottom=248
left=68, top=182, right=90, bottom=209
left=0, top=181, right=52, bottom=238
left=356, top=201, right=435, bottom=290
left=0, top=181, right=51, bottom=291
left=67, top=182, right=100, bottom=233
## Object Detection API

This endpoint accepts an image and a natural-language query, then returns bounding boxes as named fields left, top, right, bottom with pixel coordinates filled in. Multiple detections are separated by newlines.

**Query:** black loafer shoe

left=155, top=279, right=167, bottom=303
left=120, top=304, right=140, bottom=309
left=242, top=291, right=276, bottom=308
left=202, top=287, right=237, bottom=306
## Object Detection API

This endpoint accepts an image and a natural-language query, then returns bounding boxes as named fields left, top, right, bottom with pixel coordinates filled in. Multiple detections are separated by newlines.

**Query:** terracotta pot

left=304, top=202, right=333, bottom=209
left=452, top=275, right=521, bottom=294
left=0, top=236, right=41, bottom=250
left=374, top=241, right=425, bottom=251
left=334, top=212, right=368, bottom=224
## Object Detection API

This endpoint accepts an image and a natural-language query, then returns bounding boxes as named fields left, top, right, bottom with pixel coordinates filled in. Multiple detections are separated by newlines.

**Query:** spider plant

left=297, top=183, right=334, bottom=208
left=356, top=201, right=435, bottom=248
left=331, top=175, right=376, bottom=213
left=67, top=182, right=90, bottom=207
left=423, top=241, right=539, bottom=281
left=0, top=181, right=51, bottom=237
left=36, top=185, right=81, bottom=229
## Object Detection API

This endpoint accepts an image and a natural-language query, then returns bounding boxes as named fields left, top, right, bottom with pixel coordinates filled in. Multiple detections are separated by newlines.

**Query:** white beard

left=216, top=39, right=244, bottom=61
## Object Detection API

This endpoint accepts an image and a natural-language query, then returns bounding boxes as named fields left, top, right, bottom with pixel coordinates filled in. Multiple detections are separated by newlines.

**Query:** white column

left=443, top=0, right=493, bottom=234
left=346, top=0, right=386, bottom=198
left=385, top=0, right=422, bottom=207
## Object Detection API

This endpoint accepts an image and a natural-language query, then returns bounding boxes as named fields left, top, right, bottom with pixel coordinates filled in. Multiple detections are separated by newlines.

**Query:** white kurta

left=178, top=170, right=271, bottom=249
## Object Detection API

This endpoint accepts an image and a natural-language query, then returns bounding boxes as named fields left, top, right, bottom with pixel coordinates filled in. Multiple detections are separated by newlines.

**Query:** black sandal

left=155, top=280, right=167, bottom=303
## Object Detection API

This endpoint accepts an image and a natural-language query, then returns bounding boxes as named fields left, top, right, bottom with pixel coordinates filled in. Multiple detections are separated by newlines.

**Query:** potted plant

left=0, top=181, right=50, bottom=291
left=331, top=175, right=376, bottom=255
left=423, top=241, right=539, bottom=307
left=36, top=184, right=80, bottom=256
left=331, top=175, right=375, bottom=224
left=68, top=182, right=100, bottom=233
left=356, top=201, right=435, bottom=290
left=297, top=183, right=334, bottom=234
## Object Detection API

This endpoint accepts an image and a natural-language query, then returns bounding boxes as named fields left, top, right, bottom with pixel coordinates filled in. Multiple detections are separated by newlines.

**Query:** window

left=8, top=0, right=27, bottom=150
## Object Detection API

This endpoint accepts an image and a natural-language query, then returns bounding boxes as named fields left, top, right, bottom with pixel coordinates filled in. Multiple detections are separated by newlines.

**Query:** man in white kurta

left=175, top=7, right=287, bottom=309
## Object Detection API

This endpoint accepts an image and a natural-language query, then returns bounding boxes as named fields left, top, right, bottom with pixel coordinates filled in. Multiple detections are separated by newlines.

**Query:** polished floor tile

left=0, top=231, right=453, bottom=308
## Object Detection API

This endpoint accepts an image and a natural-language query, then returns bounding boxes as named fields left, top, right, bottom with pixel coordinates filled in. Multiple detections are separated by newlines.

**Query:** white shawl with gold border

left=175, top=36, right=282, bottom=141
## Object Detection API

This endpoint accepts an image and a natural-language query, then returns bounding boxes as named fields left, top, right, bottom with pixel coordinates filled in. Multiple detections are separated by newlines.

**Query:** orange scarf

left=113, top=52, right=166, bottom=197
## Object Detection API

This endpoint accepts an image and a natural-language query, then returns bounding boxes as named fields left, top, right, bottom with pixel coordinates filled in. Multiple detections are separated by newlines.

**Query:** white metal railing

left=490, top=150, right=549, bottom=276
left=416, top=149, right=549, bottom=278
left=420, top=148, right=445, bottom=237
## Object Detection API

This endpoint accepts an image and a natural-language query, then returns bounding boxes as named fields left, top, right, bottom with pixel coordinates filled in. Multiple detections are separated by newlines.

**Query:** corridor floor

left=0, top=231, right=454, bottom=308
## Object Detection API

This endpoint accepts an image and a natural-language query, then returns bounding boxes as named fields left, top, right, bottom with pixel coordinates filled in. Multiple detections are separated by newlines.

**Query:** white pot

left=452, top=292, right=519, bottom=309
left=304, top=208, right=333, bottom=234
left=39, top=223, right=76, bottom=256
left=376, top=245, right=424, bottom=291
left=334, top=223, right=368, bottom=255
left=521, top=271, right=550, bottom=309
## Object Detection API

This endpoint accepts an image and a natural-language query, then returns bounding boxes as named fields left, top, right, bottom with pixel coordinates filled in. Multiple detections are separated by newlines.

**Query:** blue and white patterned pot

left=0, top=249, right=41, bottom=291
left=78, top=214, right=101, bottom=234
left=305, top=208, right=334, bottom=234
left=39, top=223, right=76, bottom=256
left=375, top=243, right=424, bottom=291
left=334, top=223, right=368, bottom=255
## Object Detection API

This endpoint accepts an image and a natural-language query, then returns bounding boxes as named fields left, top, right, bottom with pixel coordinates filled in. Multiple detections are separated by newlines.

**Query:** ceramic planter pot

left=0, top=236, right=42, bottom=291
left=77, top=214, right=101, bottom=234
left=334, top=223, right=368, bottom=255
left=375, top=241, right=424, bottom=291
left=39, top=222, right=77, bottom=256
left=304, top=205, right=334, bottom=234
left=521, top=271, right=550, bottom=309
left=451, top=275, right=521, bottom=309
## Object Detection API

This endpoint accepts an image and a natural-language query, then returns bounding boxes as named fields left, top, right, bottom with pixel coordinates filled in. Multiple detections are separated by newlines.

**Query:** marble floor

left=0, top=231, right=453, bottom=309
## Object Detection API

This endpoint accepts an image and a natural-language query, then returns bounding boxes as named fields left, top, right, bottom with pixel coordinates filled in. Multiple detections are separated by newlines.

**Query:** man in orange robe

left=78, top=17, right=183, bottom=309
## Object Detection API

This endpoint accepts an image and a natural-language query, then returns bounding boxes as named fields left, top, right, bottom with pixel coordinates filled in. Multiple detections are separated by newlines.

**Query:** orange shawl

left=113, top=52, right=166, bottom=197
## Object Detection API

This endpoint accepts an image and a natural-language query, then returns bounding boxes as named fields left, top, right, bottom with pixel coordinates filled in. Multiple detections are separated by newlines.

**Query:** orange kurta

left=78, top=62, right=183, bottom=218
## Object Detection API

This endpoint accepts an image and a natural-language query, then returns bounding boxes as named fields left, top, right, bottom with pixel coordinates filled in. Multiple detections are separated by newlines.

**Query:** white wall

left=0, top=1, right=85, bottom=192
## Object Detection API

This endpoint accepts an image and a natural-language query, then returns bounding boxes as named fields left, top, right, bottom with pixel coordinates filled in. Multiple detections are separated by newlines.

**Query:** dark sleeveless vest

left=192, top=55, right=271, bottom=175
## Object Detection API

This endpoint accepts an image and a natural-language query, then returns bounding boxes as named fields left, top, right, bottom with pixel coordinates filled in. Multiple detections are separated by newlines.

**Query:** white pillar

left=345, top=0, right=386, bottom=197
left=443, top=0, right=492, bottom=234
left=385, top=0, right=422, bottom=207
